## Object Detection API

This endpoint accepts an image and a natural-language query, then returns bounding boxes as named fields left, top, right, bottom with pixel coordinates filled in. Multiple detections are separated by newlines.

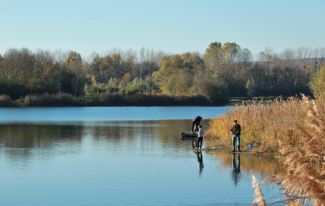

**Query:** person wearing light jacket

left=196, top=125, right=204, bottom=149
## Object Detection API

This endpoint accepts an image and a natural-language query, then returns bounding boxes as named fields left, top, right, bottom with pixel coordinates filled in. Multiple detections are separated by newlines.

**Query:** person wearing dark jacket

left=191, top=116, right=202, bottom=132
left=230, top=120, right=241, bottom=152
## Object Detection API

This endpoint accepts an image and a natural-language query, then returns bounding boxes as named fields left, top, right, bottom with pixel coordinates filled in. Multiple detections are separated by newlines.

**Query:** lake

left=0, top=107, right=281, bottom=205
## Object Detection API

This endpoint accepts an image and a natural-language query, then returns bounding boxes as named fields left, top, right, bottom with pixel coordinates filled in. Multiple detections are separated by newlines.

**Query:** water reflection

left=212, top=152, right=282, bottom=178
left=0, top=119, right=282, bottom=205
left=232, top=153, right=241, bottom=186
left=0, top=120, right=211, bottom=161
left=0, top=124, right=83, bottom=161
left=196, top=151, right=204, bottom=176
left=0, top=124, right=83, bottom=149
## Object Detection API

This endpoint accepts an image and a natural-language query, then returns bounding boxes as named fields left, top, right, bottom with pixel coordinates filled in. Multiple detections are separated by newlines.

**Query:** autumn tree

left=310, top=64, right=325, bottom=99
left=153, top=52, right=205, bottom=94
left=204, top=42, right=252, bottom=96
left=32, top=50, right=60, bottom=94
left=64, top=51, right=85, bottom=97
left=0, top=48, right=35, bottom=98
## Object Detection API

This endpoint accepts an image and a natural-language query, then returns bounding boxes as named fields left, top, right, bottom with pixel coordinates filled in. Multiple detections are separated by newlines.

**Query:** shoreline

left=0, top=94, right=283, bottom=108
left=1, top=93, right=227, bottom=107
left=203, top=145, right=275, bottom=156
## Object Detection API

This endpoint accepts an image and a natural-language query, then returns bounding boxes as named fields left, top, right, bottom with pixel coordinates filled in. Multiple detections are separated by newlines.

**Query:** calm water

left=0, top=107, right=281, bottom=205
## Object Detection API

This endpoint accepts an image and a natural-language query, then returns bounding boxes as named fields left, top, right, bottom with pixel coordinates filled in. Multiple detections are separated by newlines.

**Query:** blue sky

left=1, top=0, right=324, bottom=58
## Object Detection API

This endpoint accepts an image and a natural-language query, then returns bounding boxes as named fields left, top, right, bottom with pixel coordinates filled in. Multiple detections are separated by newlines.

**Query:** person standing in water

left=197, top=125, right=204, bottom=149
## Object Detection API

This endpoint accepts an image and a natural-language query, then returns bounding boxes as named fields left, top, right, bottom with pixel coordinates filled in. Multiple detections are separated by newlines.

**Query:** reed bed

left=24, top=93, right=80, bottom=107
left=205, top=96, right=306, bottom=153
left=99, top=93, right=128, bottom=106
left=0, top=94, right=12, bottom=107
left=127, top=93, right=211, bottom=106
left=216, top=96, right=325, bottom=205
left=254, top=96, right=325, bottom=205
left=86, top=93, right=212, bottom=106
left=0, top=93, right=213, bottom=107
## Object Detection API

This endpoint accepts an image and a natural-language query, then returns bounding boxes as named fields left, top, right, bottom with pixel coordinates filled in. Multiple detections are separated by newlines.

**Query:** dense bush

left=23, top=93, right=80, bottom=107
left=99, top=93, right=128, bottom=106
left=128, top=94, right=211, bottom=106
left=0, top=94, right=12, bottom=107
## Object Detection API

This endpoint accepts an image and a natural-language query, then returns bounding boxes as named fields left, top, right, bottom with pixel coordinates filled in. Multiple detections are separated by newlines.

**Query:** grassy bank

left=2, top=93, right=214, bottom=107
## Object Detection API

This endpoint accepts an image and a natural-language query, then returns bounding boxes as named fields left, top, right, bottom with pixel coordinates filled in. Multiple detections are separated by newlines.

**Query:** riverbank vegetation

left=206, top=64, right=325, bottom=153
left=0, top=44, right=324, bottom=106
left=206, top=68, right=325, bottom=204
left=249, top=96, right=325, bottom=205
left=1, top=93, right=212, bottom=107
left=205, top=96, right=305, bottom=154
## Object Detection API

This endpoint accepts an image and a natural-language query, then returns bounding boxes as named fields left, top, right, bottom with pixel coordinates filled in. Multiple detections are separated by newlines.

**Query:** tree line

left=0, top=43, right=324, bottom=104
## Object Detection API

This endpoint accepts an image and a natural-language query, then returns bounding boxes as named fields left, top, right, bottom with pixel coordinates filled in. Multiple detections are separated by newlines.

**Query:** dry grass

left=205, top=96, right=305, bottom=153
left=0, top=94, right=12, bottom=107
left=128, top=93, right=211, bottom=106
left=24, top=93, right=80, bottom=107
left=261, top=96, right=325, bottom=205
left=206, top=95, right=325, bottom=204
left=246, top=95, right=325, bottom=205
left=96, top=93, right=212, bottom=106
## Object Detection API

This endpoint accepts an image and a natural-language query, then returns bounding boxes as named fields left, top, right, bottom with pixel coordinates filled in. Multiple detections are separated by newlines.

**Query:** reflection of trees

left=0, top=119, right=211, bottom=161
left=90, top=121, right=153, bottom=145
left=0, top=124, right=83, bottom=160
left=89, top=120, right=210, bottom=150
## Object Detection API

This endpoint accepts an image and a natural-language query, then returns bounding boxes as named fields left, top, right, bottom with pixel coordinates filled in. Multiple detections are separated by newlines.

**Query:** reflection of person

left=197, top=151, right=204, bottom=175
left=191, top=116, right=202, bottom=132
left=231, top=153, right=241, bottom=185
left=196, top=125, right=204, bottom=149
left=230, top=120, right=241, bottom=152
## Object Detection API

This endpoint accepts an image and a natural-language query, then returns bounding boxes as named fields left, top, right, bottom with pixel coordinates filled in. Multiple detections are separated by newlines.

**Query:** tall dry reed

left=206, top=95, right=325, bottom=204
left=205, top=96, right=305, bottom=153
left=251, top=175, right=266, bottom=206
left=24, top=93, right=80, bottom=107
left=257, top=95, right=325, bottom=205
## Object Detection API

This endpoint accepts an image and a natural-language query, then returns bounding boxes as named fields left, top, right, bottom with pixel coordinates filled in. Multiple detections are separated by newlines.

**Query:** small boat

left=181, top=131, right=198, bottom=140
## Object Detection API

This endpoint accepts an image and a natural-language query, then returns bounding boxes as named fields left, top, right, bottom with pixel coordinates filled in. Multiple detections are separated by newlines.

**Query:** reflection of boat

left=181, top=131, right=197, bottom=140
